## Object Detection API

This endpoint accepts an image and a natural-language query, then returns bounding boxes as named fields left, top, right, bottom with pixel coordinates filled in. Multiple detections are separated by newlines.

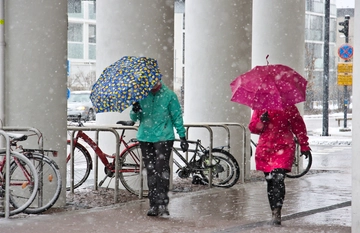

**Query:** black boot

left=271, top=208, right=281, bottom=226
left=158, top=205, right=170, bottom=216
left=147, top=206, right=159, bottom=216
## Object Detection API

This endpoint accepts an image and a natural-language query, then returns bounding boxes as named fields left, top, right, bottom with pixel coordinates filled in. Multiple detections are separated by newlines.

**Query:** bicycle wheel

left=286, top=154, right=312, bottom=178
left=0, top=151, right=39, bottom=217
left=200, top=149, right=240, bottom=188
left=119, top=145, right=149, bottom=197
left=66, top=141, right=92, bottom=191
left=13, top=153, right=62, bottom=214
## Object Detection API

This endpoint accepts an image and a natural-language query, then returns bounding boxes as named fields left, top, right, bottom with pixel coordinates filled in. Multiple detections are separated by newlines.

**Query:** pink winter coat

left=248, top=105, right=311, bottom=173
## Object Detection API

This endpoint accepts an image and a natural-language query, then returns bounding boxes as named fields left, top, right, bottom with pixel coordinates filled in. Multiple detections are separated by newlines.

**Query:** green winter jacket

left=130, top=81, right=186, bottom=142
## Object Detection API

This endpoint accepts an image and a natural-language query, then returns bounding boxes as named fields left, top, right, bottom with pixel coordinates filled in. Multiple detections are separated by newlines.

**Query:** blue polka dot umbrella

left=90, top=56, right=162, bottom=113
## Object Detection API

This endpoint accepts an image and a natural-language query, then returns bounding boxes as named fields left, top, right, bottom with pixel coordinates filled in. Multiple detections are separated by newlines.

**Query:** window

left=88, top=25, right=96, bottom=60
left=68, top=0, right=81, bottom=14
left=68, top=43, right=84, bottom=59
left=68, top=23, right=83, bottom=42
left=68, top=23, right=83, bottom=59
left=89, top=25, right=96, bottom=43
left=89, top=2, right=96, bottom=19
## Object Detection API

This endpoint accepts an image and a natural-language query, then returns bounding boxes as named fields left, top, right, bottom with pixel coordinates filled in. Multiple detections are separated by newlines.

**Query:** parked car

left=67, top=91, right=96, bottom=121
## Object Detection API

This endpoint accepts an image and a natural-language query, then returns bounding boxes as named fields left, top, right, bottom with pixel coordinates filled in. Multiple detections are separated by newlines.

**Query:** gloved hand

left=301, top=150, right=312, bottom=159
left=180, top=137, right=189, bottom=152
left=132, top=102, right=142, bottom=113
left=260, top=111, right=269, bottom=123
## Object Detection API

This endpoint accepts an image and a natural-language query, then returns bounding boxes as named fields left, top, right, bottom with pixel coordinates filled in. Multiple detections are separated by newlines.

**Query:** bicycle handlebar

left=71, top=114, right=136, bottom=127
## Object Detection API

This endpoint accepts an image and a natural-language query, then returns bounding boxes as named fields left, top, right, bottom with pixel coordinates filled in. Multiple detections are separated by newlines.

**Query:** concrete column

left=96, top=0, right=174, bottom=187
left=5, top=1, right=67, bottom=206
left=352, top=1, right=360, bottom=230
left=252, top=0, right=305, bottom=71
left=251, top=0, right=305, bottom=169
left=96, top=0, right=174, bottom=124
left=97, top=0, right=174, bottom=88
left=184, top=0, right=252, bottom=180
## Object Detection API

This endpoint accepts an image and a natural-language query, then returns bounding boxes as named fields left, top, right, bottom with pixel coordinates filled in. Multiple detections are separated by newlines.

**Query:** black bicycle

left=250, top=139, right=312, bottom=178
left=172, top=139, right=240, bottom=188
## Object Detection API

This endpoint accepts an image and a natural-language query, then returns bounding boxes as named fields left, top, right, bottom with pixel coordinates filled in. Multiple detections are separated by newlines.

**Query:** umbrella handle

left=266, top=55, right=269, bottom=65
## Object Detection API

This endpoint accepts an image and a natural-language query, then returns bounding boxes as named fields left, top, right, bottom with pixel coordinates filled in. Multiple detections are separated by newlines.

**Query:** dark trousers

left=264, top=168, right=286, bottom=210
left=139, top=140, right=173, bottom=207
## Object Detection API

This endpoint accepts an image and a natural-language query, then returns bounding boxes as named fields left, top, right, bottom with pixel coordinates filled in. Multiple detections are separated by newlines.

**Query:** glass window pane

left=68, top=0, right=81, bottom=13
left=89, top=2, right=96, bottom=20
left=313, top=1, right=324, bottom=14
left=89, top=25, right=96, bottom=43
left=68, top=43, right=84, bottom=59
left=68, top=23, right=83, bottom=42
left=89, top=44, right=96, bottom=60
left=310, top=15, right=323, bottom=30
left=68, top=0, right=83, bottom=18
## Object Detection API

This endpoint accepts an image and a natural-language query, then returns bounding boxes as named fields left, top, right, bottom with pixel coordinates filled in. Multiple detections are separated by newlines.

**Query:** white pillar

left=252, top=0, right=305, bottom=74
left=97, top=0, right=174, bottom=88
left=5, top=1, right=67, bottom=206
left=96, top=0, right=174, bottom=187
left=352, top=1, right=360, bottom=231
left=97, top=0, right=174, bottom=124
left=184, top=0, right=252, bottom=180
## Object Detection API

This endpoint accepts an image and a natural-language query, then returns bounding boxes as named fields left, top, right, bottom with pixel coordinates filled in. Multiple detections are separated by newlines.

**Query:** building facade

left=66, top=0, right=354, bottom=110
left=67, top=0, right=96, bottom=91
left=304, top=0, right=337, bottom=111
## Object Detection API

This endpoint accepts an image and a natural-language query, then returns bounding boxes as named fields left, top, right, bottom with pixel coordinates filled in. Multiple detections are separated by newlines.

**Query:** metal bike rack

left=2, top=126, right=46, bottom=213
left=183, top=124, right=214, bottom=187
left=191, top=123, right=232, bottom=151
left=92, top=125, right=139, bottom=194
left=68, top=122, right=246, bottom=202
left=67, top=125, right=138, bottom=203
left=0, top=130, right=11, bottom=218
left=183, top=122, right=247, bottom=184
left=216, top=122, right=247, bottom=183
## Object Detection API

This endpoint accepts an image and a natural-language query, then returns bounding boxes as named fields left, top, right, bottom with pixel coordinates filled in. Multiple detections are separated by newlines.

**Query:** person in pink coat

left=248, top=104, right=311, bottom=226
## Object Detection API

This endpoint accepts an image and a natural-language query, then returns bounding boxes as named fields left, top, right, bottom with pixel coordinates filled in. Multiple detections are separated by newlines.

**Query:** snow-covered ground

left=304, top=113, right=352, bottom=146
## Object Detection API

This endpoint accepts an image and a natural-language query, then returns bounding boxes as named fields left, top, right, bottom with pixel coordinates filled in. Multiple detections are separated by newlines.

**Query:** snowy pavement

left=0, top=113, right=351, bottom=232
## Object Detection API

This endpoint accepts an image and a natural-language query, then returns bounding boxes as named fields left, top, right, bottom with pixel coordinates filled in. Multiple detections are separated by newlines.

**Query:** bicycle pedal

left=99, top=176, right=107, bottom=187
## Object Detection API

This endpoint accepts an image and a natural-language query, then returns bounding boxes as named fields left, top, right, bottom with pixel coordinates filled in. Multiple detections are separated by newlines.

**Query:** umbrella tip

left=266, top=55, right=269, bottom=65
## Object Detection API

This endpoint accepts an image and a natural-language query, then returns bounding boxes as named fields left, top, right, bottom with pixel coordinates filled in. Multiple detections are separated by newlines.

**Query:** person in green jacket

left=130, top=80, right=188, bottom=217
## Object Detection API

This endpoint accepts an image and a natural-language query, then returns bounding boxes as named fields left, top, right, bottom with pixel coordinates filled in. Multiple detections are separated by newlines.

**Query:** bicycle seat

left=7, top=133, right=28, bottom=142
left=116, top=120, right=135, bottom=126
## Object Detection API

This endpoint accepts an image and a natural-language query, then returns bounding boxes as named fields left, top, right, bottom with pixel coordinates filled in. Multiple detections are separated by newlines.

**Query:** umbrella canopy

left=230, top=64, right=307, bottom=110
left=90, top=56, right=162, bottom=113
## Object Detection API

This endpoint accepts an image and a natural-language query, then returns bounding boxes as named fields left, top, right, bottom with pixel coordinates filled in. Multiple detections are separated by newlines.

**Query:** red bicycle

left=66, top=116, right=147, bottom=196
left=0, top=140, right=39, bottom=217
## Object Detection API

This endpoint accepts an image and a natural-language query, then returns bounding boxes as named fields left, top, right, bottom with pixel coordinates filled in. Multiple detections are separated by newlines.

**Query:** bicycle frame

left=172, top=139, right=206, bottom=173
left=0, top=155, right=34, bottom=187
left=67, top=129, right=140, bottom=173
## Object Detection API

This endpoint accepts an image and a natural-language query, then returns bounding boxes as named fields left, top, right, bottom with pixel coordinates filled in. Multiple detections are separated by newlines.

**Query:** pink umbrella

left=230, top=64, right=307, bottom=110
